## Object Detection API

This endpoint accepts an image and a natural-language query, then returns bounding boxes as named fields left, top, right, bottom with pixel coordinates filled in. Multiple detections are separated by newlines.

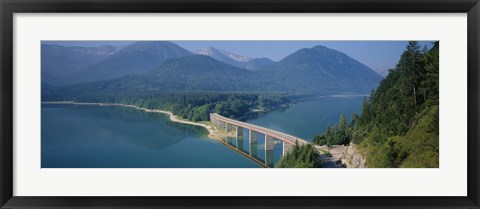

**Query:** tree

left=311, top=41, right=439, bottom=167
left=350, top=113, right=358, bottom=127
left=397, top=41, right=423, bottom=111
left=325, top=125, right=333, bottom=149
left=313, top=135, right=327, bottom=145
left=339, top=113, right=347, bottom=131
left=275, top=144, right=318, bottom=168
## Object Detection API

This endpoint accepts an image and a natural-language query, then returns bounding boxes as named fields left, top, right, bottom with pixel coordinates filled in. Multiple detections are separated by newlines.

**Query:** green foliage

left=320, top=149, right=333, bottom=157
left=313, top=41, right=439, bottom=168
left=313, top=135, right=327, bottom=146
left=275, top=144, right=318, bottom=168
left=396, top=105, right=439, bottom=167
left=354, top=41, right=439, bottom=167
left=43, top=91, right=293, bottom=122
left=313, top=114, right=352, bottom=146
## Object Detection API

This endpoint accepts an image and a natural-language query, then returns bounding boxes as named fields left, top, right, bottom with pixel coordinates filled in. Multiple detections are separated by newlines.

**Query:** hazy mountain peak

left=257, top=44, right=382, bottom=94
left=195, top=47, right=252, bottom=64
left=41, top=44, right=121, bottom=86
left=193, top=47, right=275, bottom=70
left=311, top=45, right=329, bottom=50
left=66, top=41, right=192, bottom=84
left=121, top=41, right=186, bottom=52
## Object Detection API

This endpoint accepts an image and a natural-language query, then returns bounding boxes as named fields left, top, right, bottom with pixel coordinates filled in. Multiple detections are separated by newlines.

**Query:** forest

left=311, top=41, right=439, bottom=168
left=275, top=143, right=319, bottom=168
left=42, top=41, right=439, bottom=168
left=43, top=91, right=293, bottom=122
left=114, top=93, right=293, bottom=121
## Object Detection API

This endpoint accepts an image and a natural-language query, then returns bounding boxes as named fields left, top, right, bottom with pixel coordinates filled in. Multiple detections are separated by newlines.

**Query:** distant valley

left=42, top=41, right=382, bottom=100
left=41, top=41, right=439, bottom=169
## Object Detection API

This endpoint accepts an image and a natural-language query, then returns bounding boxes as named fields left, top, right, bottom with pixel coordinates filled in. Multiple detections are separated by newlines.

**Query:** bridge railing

left=210, top=113, right=309, bottom=146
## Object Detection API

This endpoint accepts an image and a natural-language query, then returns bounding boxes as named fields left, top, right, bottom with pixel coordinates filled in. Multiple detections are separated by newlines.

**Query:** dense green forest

left=115, top=93, right=292, bottom=121
left=42, top=41, right=439, bottom=168
left=312, top=113, right=358, bottom=147
left=44, top=91, right=293, bottom=122
left=312, top=41, right=439, bottom=168
left=275, top=143, right=318, bottom=168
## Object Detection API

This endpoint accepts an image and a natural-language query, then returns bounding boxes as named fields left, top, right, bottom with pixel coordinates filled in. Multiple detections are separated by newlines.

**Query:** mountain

left=44, top=44, right=383, bottom=100
left=245, top=58, right=276, bottom=71
left=41, top=44, right=120, bottom=86
left=66, top=41, right=192, bottom=85
left=258, top=45, right=382, bottom=94
left=56, top=55, right=287, bottom=98
left=195, top=47, right=251, bottom=68
left=195, top=47, right=275, bottom=70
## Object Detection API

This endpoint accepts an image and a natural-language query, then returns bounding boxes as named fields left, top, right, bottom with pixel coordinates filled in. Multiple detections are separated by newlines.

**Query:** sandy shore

left=42, top=101, right=232, bottom=141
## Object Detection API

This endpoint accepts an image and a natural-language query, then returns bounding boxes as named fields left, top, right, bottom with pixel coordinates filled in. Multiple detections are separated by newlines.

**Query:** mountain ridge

left=42, top=42, right=383, bottom=99
left=257, top=45, right=382, bottom=93
left=195, top=47, right=275, bottom=70
left=65, top=41, right=193, bottom=85
left=41, top=44, right=121, bottom=86
left=53, top=55, right=288, bottom=98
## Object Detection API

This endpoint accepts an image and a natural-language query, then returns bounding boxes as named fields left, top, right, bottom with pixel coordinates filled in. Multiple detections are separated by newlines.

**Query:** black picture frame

left=1, top=0, right=479, bottom=208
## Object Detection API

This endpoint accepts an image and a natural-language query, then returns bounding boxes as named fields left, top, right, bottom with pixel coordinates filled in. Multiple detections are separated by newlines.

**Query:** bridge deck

left=210, top=113, right=309, bottom=146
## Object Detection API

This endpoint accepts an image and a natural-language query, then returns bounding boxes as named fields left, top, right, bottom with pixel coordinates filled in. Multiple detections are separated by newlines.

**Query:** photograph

left=41, top=40, right=439, bottom=168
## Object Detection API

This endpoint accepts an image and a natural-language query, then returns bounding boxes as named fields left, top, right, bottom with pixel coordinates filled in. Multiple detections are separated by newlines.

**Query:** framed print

left=1, top=0, right=479, bottom=208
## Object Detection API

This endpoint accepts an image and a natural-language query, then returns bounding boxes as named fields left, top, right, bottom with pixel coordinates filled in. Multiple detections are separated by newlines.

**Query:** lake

left=41, top=96, right=363, bottom=168
left=41, top=104, right=260, bottom=168
left=246, top=96, right=364, bottom=140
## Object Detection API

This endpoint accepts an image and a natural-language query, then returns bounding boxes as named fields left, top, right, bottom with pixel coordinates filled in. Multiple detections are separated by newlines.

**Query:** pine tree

left=339, top=113, right=347, bottom=131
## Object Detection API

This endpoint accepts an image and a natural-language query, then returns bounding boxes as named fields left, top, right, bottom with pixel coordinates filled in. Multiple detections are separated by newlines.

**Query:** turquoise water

left=41, top=104, right=260, bottom=168
left=41, top=96, right=363, bottom=168
left=245, top=96, right=363, bottom=141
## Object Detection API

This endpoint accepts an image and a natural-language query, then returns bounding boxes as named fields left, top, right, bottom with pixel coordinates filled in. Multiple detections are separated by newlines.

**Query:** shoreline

left=42, top=101, right=231, bottom=141
left=42, top=100, right=345, bottom=168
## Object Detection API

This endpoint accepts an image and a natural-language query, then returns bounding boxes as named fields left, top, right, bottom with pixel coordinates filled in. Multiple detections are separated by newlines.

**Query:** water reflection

left=42, top=104, right=259, bottom=168
left=245, top=97, right=363, bottom=140
left=223, top=131, right=284, bottom=168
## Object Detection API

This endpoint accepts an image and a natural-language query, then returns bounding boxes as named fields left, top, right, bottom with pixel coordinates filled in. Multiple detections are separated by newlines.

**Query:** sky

left=43, top=40, right=434, bottom=73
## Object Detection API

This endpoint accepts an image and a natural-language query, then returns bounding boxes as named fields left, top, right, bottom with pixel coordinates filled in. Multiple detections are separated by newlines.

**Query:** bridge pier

left=221, top=121, right=227, bottom=131
left=282, top=141, right=294, bottom=156
left=265, top=135, right=274, bottom=151
left=236, top=136, right=244, bottom=151
left=226, top=123, right=234, bottom=132
left=210, top=113, right=311, bottom=167
left=236, top=126, right=244, bottom=138
left=249, top=129, right=258, bottom=157
left=249, top=129, right=257, bottom=143
left=210, top=115, right=215, bottom=123
left=265, top=135, right=275, bottom=167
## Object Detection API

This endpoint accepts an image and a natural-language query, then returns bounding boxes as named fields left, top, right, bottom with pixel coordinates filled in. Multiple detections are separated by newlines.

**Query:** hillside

left=259, top=45, right=382, bottom=94
left=312, top=41, right=439, bottom=168
left=245, top=58, right=276, bottom=71
left=52, top=55, right=287, bottom=98
left=66, top=41, right=192, bottom=84
left=43, top=43, right=384, bottom=100
left=41, top=44, right=120, bottom=86
left=195, top=47, right=275, bottom=71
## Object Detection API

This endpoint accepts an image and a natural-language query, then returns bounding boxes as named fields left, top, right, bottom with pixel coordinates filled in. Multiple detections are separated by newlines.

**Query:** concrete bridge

left=210, top=113, right=310, bottom=167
